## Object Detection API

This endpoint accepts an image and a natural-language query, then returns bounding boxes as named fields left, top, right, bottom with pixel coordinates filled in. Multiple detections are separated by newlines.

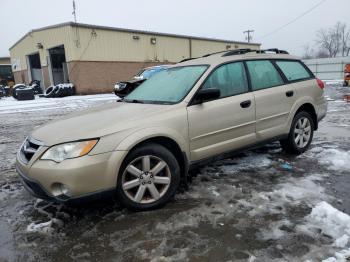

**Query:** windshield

left=125, top=65, right=208, bottom=104
left=140, top=68, right=159, bottom=79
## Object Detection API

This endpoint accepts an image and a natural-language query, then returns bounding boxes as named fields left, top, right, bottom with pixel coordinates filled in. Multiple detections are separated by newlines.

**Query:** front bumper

left=17, top=165, right=115, bottom=203
left=16, top=149, right=127, bottom=203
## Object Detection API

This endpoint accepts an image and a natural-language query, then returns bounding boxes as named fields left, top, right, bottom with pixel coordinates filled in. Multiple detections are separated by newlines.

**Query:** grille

left=20, top=137, right=42, bottom=163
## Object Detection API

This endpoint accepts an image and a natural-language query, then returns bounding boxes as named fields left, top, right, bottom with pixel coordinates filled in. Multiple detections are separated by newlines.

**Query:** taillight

left=316, top=78, right=325, bottom=89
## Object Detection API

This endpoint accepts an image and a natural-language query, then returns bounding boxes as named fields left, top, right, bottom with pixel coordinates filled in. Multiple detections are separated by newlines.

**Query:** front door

left=187, top=62, right=256, bottom=161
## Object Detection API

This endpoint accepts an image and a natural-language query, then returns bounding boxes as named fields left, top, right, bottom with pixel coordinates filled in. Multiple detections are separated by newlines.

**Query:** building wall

left=41, top=66, right=50, bottom=87
left=69, top=27, right=191, bottom=63
left=68, top=61, right=163, bottom=94
left=10, top=25, right=74, bottom=71
left=69, top=26, right=260, bottom=63
left=191, top=39, right=256, bottom=58
left=0, top=57, right=11, bottom=65
left=13, top=70, right=29, bottom=84
left=9, top=23, right=260, bottom=92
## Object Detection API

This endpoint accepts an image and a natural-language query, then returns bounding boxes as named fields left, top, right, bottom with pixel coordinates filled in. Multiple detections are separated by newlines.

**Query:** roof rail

left=179, top=50, right=228, bottom=62
left=222, top=48, right=253, bottom=57
left=179, top=57, right=198, bottom=63
left=179, top=48, right=289, bottom=62
left=202, top=50, right=229, bottom=57
left=257, top=48, right=289, bottom=54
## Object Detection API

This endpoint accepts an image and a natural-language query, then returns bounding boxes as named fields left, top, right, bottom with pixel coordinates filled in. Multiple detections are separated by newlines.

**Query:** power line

left=259, top=0, right=327, bottom=39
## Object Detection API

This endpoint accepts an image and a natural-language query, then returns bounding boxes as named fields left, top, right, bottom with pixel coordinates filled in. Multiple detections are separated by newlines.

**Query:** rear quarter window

left=275, top=61, right=311, bottom=81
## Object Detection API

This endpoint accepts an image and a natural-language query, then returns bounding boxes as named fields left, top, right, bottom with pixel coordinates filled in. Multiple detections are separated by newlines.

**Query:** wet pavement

left=0, top=85, right=349, bottom=262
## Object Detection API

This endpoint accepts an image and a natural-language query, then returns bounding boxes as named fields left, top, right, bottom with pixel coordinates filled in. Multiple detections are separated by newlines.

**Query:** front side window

left=125, top=65, right=208, bottom=104
left=246, top=60, right=284, bottom=91
left=276, top=60, right=311, bottom=81
left=202, top=62, right=248, bottom=98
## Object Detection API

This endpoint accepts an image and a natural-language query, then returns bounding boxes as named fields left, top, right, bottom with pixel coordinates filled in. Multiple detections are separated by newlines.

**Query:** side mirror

left=194, top=88, right=220, bottom=104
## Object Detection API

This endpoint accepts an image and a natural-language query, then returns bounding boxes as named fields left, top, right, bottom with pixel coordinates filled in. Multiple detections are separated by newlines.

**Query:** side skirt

left=188, top=134, right=288, bottom=171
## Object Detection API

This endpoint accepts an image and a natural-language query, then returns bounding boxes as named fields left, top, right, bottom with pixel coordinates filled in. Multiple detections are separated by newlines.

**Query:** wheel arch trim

left=287, top=97, right=318, bottom=131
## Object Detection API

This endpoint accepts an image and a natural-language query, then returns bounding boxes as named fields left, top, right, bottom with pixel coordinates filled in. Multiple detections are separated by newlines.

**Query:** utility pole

left=72, top=0, right=77, bottom=23
left=72, top=0, right=80, bottom=47
left=243, top=30, right=254, bottom=43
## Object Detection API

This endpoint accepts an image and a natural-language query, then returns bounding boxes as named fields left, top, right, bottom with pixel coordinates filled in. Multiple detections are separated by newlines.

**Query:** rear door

left=187, top=62, right=256, bottom=161
left=274, top=60, right=315, bottom=100
left=246, top=60, right=294, bottom=140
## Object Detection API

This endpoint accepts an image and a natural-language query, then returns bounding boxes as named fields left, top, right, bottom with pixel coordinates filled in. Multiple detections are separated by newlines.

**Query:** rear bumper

left=317, top=99, right=327, bottom=123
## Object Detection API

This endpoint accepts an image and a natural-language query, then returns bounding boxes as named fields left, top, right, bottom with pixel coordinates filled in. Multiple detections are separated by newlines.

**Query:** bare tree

left=314, top=49, right=329, bottom=58
left=339, top=23, right=350, bottom=56
left=316, top=22, right=342, bottom=57
left=302, top=44, right=314, bottom=59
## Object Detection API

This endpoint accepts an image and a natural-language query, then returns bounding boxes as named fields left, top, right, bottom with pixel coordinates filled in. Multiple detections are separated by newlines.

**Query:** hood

left=31, top=101, right=174, bottom=146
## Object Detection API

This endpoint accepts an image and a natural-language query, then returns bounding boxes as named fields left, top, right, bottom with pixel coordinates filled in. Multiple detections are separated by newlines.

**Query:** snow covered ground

left=0, top=84, right=349, bottom=261
left=0, top=94, right=117, bottom=114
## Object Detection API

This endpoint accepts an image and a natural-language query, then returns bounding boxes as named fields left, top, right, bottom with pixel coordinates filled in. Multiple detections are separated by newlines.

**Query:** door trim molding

left=191, top=120, right=256, bottom=141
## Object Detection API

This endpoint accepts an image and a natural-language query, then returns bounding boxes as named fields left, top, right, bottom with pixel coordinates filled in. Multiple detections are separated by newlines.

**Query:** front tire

left=280, top=111, right=314, bottom=154
left=116, top=143, right=180, bottom=211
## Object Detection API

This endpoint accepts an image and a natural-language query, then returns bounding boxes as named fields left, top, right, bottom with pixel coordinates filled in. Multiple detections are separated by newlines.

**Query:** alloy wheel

left=294, top=117, right=311, bottom=148
left=121, top=155, right=171, bottom=204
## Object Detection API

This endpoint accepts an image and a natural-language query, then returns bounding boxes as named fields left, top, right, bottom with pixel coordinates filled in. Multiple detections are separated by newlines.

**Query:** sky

left=1, top=0, right=349, bottom=57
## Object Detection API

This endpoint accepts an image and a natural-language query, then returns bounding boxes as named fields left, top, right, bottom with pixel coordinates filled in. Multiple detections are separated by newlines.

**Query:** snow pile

left=307, top=147, right=350, bottom=172
left=299, top=202, right=350, bottom=261
left=307, top=202, right=350, bottom=248
left=322, top=248, right=350, bottom=262
left=242, top=174, right=326, bottom=217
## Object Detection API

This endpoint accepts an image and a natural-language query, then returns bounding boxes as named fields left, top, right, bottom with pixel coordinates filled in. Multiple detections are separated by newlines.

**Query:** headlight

left=41, top=139, right=98, bottom=163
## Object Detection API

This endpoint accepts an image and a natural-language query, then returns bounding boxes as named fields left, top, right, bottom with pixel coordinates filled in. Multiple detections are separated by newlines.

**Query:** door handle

left=240, top=100, right=251, bottom=108
left=286, top=91, right=294, bottom=97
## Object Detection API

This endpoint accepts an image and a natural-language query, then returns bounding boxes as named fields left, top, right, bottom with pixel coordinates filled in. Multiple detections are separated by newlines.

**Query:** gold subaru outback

left=16, top=49, right=327, bottom=211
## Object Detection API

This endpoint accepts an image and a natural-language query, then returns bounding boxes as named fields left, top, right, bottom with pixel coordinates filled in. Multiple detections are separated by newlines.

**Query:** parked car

left=114, top=65, right=169, bottom=97
left=17, top=48, right=327, bottom=211
left=344, top=63, right=350, bottom=86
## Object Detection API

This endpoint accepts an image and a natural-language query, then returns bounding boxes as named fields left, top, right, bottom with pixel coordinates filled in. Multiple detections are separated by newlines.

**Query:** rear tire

left=280, top=111, right=314, bottom=154
left=116, top=143, right=180, bottom=211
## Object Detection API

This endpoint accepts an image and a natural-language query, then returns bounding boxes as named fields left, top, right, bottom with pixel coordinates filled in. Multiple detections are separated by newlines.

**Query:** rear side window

left=276, top=60, right=311, bottom=81
left=202, top=62, right=248, bottom=98
left=246, top=60, right=284, bottom=91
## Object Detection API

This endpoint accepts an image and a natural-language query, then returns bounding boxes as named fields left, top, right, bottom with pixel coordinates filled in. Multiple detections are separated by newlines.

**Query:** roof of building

left=9, top=22, right=261, bottom=50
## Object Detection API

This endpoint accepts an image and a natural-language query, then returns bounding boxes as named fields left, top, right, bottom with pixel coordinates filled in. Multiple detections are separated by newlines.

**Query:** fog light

left=51, top=183, right=70, bottom=197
